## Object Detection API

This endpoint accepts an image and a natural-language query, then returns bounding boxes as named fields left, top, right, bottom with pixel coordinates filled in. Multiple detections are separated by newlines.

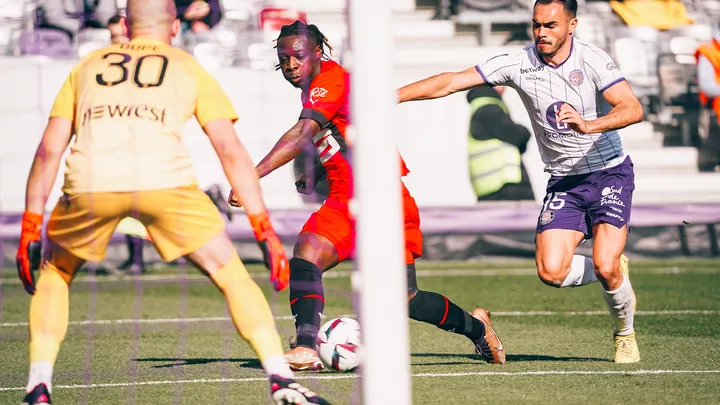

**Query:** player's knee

left=36, top=264, right=72, bottom=292
left=187, top=232, right=229, bottom=270
left=593, top=254, right=622, bottom=285
left=293, top=233, right=338, bottom=270
left=536, top=257, right=568, bottom=288
left=209, top=254, right=253, bottom=292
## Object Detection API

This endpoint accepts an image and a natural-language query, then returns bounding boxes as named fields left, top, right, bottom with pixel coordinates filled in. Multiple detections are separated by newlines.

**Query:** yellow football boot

left=614, top=254, right=640, bottom=363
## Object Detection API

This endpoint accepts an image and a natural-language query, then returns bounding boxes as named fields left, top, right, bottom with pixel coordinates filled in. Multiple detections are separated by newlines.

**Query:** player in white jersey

left=397, top=0, right=643, bottom=363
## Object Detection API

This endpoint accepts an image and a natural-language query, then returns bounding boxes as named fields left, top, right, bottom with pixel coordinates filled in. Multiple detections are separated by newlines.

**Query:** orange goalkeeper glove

left=249, top=211, right=289, bottom=291
left=16, top=211, right=43, bottom=294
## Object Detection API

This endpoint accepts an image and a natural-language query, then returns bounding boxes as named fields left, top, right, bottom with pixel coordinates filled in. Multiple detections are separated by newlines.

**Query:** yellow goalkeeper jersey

left=49, top=38, right=238, bottom=193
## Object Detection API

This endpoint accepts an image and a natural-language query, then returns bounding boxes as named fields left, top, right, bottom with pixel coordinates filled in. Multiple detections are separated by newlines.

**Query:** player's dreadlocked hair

left=274, top=20, right=334, bottom=70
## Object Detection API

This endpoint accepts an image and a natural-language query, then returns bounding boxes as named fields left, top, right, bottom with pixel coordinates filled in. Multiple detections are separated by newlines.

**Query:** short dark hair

left=534, top=0, right=578, bottom=17
left=108, top=14, right=124, bottom=25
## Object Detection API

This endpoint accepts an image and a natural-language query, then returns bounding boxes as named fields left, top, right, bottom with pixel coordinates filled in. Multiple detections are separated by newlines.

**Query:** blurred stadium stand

left=1, top=0, right=720, bottom=260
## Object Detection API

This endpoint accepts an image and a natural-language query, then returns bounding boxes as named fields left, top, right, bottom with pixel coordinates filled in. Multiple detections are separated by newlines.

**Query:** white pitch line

left=0, top=265, right=717, bottom=286
left=1, top=370, right=719, bottom=392
left=0, top=317, right=232, bottom=328
left=0, top=269, right=539, bottom=285
left=490, top=310, right=720, bottom=316
left=0, top=314, right=354, bottom=328
left=1, top=310, right=716, bottom=329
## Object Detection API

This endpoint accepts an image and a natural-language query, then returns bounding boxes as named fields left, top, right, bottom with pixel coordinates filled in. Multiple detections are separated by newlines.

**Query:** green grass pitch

left=0, top=259, right=718, bottom=404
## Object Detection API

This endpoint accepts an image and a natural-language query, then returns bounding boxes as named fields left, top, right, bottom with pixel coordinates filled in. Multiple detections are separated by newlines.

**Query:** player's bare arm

left=204, top=118, right=269, bottom=215
left=557, top=80, right=643, bottom=134
left=25, top=117, right=74, bottom=213
left=18, top=117, right=73, bottom=294
left=397, top=66, right=486, bottom=103
left=255, top=118, right=322, bottom=178
left=206, top=117, right=290, bottom=290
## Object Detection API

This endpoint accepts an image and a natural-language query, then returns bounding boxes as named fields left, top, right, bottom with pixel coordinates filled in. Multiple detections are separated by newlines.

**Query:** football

left=317, top=317, right=362, bottom=372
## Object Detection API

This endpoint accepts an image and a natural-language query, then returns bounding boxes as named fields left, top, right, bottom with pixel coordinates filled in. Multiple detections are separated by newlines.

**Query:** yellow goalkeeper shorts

left=47, top=187, right=225, bottom=262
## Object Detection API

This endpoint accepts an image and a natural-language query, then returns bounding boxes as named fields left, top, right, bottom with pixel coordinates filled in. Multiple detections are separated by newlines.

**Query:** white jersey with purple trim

left=476, top=37, right=627, bottom=176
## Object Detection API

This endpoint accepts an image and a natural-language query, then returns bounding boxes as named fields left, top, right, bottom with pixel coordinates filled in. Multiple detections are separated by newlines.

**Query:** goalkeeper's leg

left=25, top=243, right=85, bottom=400
left=186, top=232, right=294, bottom=379
left=142, top=188, right=328, bottom=403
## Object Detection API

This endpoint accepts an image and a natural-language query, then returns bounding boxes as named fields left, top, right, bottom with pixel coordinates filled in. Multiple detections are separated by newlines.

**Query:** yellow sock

left=210, top=255, right=292, bottom=378
left=27, top=266, right=70, bottom=392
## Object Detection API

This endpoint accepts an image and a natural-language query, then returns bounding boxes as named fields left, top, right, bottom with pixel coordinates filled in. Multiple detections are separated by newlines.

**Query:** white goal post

left=348, top=0, right=413, bottom=404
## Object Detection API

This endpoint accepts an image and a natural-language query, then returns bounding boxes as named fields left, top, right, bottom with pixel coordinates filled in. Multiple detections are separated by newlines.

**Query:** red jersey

left=299, top=60, right=410, bottom=201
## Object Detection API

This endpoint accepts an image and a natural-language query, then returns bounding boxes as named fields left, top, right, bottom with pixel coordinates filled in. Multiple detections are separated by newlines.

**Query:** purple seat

left=19, top=29, right=75, bottom=58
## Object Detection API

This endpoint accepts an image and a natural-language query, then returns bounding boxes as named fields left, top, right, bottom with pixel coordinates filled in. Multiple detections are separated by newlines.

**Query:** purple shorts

left=536, top=156, right=635, bottom=239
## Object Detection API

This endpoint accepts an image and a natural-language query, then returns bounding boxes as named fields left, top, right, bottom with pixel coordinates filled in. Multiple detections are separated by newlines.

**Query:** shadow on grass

left=134, top=352, right=608, bottom=370
left=412, top=352, right=609, bottom=364
left=134, top=357, right=263, bottom=369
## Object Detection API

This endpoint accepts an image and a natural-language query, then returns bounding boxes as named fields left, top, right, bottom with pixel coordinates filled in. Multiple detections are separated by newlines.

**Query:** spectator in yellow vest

left=695, top=25, right=720, bottom=171
left=467, top=86, right=535, bottom=201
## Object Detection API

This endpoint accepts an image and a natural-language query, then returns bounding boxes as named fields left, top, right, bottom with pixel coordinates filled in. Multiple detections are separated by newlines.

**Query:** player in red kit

left=229, top=20, right=506, bottom=371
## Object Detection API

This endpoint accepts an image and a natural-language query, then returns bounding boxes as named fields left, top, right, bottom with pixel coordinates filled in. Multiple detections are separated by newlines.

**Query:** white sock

left=262, top=355, right=294, bottom=379
left=560, top=255, right=598, bottom=287
left=602, top=275, right=635, bottom=336
left=26, top=361, right=53, bottom=393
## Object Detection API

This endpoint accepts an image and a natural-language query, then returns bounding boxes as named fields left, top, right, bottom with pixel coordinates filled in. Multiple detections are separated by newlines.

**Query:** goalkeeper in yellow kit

left=15, top=1, right=329, bottom=404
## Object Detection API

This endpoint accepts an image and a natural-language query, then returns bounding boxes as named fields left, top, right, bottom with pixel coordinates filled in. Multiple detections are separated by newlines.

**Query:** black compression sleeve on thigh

left=407, top=263, right=419, bottom=295
left=408, top=290, right=486, bottom=341
left=289, top=258, right=325, bottom=349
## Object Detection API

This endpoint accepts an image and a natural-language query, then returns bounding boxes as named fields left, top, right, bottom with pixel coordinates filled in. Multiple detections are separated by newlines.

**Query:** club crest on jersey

left=568, top=69, right=584, bottom=86
left=539, top=210, right=555, bottom=225
left=309, top=87, right=328, bottom=104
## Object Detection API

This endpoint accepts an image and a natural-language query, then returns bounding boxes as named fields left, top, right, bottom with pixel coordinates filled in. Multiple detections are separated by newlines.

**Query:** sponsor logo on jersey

left=605, top=211, right=625, bottom=222
left=602, top=186, right=623, bottom=196
left=545, top=101, right=575, bottom=134
left=606, top=62, right=617, bottom=71
left=80, top=104, right=167, bottom=126
left=521, top=66, right=545, bottom=75
left=544, top=131, right=580, bottom=139
left=600, top=186, right=625, bottom=207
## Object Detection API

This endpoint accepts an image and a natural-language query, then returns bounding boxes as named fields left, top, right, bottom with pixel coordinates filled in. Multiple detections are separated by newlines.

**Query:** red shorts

left=300, top=185, right=423, bottom=264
